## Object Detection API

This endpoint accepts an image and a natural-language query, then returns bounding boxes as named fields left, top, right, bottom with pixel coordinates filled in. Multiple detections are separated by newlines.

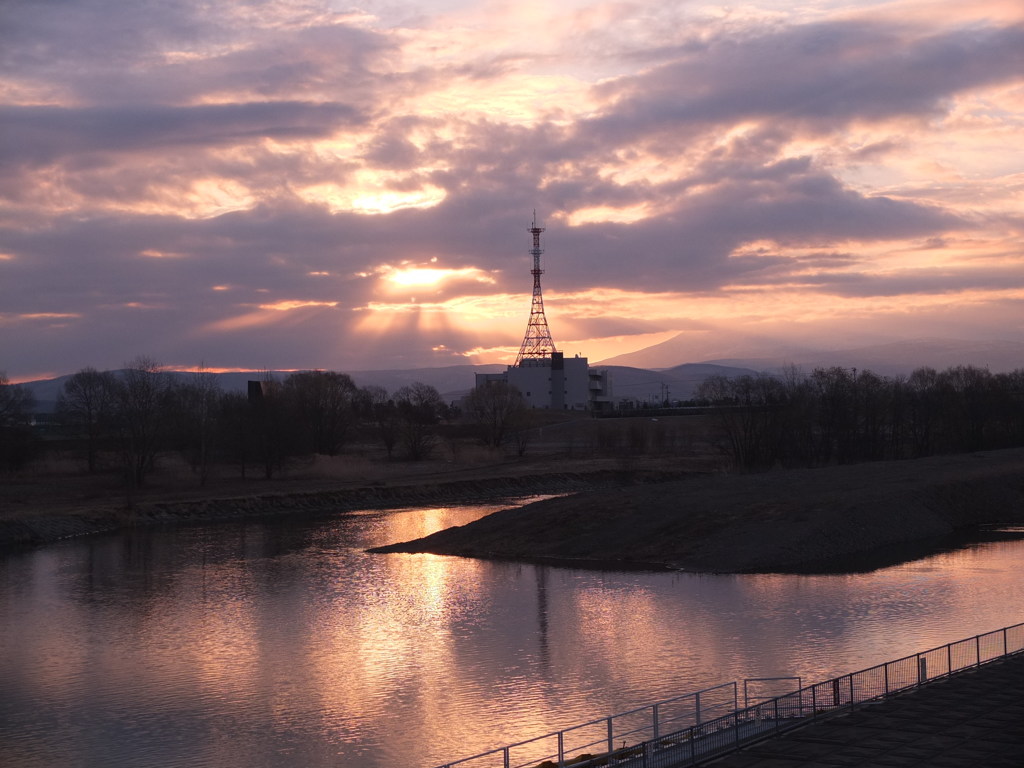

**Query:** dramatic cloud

left=1, top=0, right=1022, bottom=380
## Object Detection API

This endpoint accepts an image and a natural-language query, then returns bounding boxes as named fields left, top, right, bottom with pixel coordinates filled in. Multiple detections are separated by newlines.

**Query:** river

left=2, top=500, right=1023, bottom=768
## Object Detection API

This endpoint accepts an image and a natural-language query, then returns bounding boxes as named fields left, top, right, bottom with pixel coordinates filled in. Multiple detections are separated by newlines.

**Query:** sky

left=2, top=0, right=1023, bottom=382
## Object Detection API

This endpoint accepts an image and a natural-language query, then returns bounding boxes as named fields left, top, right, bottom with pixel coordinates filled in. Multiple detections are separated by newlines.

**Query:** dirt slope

left=370, top=449, right=1024, bottom=573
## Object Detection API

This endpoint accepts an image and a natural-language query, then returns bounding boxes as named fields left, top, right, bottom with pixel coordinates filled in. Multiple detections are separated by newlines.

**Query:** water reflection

left=2, top=503, right=1024, bottom=768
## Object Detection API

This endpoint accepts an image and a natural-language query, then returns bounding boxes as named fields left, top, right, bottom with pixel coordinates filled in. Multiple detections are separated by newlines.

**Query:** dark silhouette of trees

left=0, top=372, right=36, bottom=471
left=219, top=391, right=256, bottom=479
left=168, top=367, right=222, bottom=485
left=395, top=382, right=444, bottom=459
left=110, top=357, right=173, bottom=487
left=809, top=367, right=858, bottom=464
left=244, top=374, right=295, bottom=479
left=905, top=367, right=939, bottom=457
left=465, top=381, right=526, bottom=448
left=698, top=373, right=787, bottom=470
left=17, top=356, right=1024, bottom=482
left=699, top=364, right=1024, bottom=471
left=362, top=385, right=401, bottom=458
left=936, top=365, right=995, bottom=452
left=283, top=370, right=358, bottom=456
left=57, top=367, right=118, bottom=473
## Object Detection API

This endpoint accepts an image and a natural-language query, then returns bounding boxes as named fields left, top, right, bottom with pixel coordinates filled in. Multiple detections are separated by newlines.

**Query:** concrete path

left=704, top=653, right=1024, bottom=767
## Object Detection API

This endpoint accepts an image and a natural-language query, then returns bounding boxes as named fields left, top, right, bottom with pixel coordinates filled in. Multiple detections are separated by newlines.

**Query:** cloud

left=588, top=20, right=1024, bottom=136
left=0, top=102, right=363, bottom=169
left=1, top=0, right=1023, bottom=379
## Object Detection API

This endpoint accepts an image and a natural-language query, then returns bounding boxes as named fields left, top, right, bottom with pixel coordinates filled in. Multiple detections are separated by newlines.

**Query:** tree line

left=0, top=357, right=483, bottom=483
left=7, top=359, right=1020, bottom=480
left=0, top=371, right=36, bottom=471
left=696, top=365, right=1024, bottom=471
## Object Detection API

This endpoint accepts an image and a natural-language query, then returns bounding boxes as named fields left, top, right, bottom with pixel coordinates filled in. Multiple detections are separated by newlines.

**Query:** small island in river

left=370, top=448, right=1024, bottom=573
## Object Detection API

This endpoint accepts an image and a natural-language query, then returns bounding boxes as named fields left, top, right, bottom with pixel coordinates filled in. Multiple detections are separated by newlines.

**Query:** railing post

left=504, top=747, right=510, bottom=768
left=607, top=717, right=614, bottom=756
left=695, top=691, right=701, bottom=725
left=774, top=699, right=780, bottom=733
left=918, top=656, right=927, bottom=685
left=558, top=731, right=564, bottom=766
left=1004, top=629, right=1009, bottom=658
left=976, top=635, right=981, bottom=667
left=947, top=643, right=952, bottom=675
left=653, top=703, right=660, bottom=742
left=884, top=662, right=889, bottom=696
left=811, top=683, right=817, bottom=718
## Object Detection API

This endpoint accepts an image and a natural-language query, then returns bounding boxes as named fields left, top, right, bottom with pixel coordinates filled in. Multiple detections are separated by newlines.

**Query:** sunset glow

left=1, top=0, right=1022, bottom=380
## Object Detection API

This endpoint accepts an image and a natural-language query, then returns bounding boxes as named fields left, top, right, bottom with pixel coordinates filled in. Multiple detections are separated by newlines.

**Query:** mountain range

left=597, top=335, right=1024, bottom=377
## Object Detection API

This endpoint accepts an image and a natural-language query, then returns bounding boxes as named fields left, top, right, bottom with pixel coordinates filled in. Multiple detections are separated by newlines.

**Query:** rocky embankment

left=0, top=468, right=688, bottom=549
left=370, top=449, right=1024, bottom=573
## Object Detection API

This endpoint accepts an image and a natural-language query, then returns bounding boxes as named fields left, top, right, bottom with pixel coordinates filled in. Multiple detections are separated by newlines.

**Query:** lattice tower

left=514, top=212, right=558, bottom=366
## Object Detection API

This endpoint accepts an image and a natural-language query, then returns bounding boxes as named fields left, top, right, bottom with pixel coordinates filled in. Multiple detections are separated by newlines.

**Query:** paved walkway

left=704, top=653, right=1024, bottom=767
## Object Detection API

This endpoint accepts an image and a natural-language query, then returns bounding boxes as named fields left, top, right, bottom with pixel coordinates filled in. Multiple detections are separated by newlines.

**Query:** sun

left=386, top=268, right=450, bottom=287
left=377, top=262, right=496, bottom=293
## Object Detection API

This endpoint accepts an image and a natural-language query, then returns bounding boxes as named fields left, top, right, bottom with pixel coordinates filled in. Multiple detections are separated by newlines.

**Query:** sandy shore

left=369, top=448, right=1024, bottom=573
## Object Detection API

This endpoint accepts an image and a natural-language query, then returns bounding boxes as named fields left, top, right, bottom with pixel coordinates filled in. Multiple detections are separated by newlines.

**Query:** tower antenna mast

left=515, top=211, right=558, bottom=366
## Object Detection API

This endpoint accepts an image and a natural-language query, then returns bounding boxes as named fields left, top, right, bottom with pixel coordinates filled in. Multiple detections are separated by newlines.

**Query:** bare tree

left=111, top=356, right=172, bottom=487
left=219, top=391, right=255, bottom=478
left=997, top=369, right=1024, bottom=446
left=697, top=373, right=785, bottom=470
left=170, top=366, right=222, bottom=485
left=936, top=365, right=995, bottom=452
left=395, top=382, right=444, bottom=460
left=56, top=367, right=118, bottom=473
left=247, top=372, right=295, bottom=479
left=362, top=385, right=400, bottom=458
left=905, top=367, right=939, bottom=457
left=465, top=381, right=526, bottom=448
left=0, top=372, right=36, bottom=471
left=283, top=370, right=358, bottom=456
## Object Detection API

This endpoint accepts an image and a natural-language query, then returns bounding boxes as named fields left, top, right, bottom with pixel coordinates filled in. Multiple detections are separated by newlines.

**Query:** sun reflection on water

left=2, top=507, right=1024, bottom=768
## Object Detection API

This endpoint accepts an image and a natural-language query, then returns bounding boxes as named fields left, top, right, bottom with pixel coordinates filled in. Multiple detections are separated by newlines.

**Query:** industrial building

left=474, top=215, right=612, bottom=411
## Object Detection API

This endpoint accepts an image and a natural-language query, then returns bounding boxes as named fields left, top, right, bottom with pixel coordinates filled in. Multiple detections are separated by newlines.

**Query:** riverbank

left=369, top=448, right=1024, bottom=573
left=0, top=457, right=702, bottom=549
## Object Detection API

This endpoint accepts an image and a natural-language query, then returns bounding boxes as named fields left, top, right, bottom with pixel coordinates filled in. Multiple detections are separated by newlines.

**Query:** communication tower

left=514, top=212, right=558, bottom=366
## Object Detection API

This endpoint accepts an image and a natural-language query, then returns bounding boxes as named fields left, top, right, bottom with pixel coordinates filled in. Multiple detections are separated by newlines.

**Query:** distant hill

left=596, top=331, right=814, bottom=370
left=203, top=365, right=509, bottom=401
left=20, top=365, right=508, bottom=413
left=599, top=335, right=1024, bottom=376
left=599, top=363, right=759, bottom=404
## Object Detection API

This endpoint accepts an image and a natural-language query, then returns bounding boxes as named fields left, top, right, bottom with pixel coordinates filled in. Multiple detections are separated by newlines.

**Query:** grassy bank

left=0, top=455, right=711, bottom=549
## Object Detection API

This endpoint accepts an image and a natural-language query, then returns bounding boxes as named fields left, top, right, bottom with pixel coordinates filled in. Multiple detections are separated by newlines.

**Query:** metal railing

left=437, top=621, right=1024, bottom=768
left=436, top=682, right=739, bottom=768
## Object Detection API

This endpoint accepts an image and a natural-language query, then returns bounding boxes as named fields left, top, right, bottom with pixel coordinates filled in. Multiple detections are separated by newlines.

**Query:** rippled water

left=2, top=501, right=1023, bottom=768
